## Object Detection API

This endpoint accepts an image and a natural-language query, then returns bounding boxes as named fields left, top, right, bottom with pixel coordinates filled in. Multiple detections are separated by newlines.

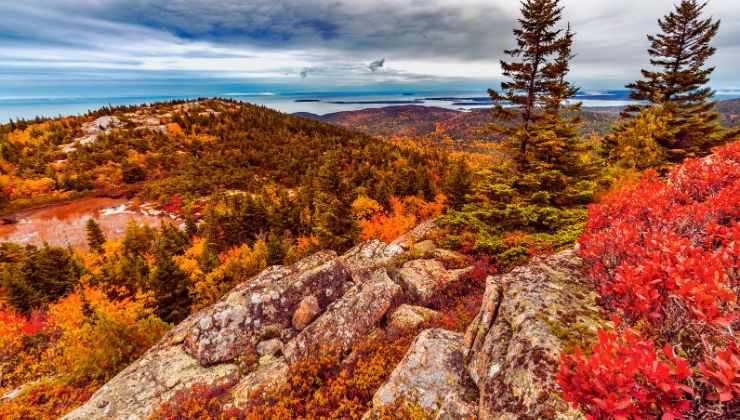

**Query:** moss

left=543, top=315, right=603, bottom=355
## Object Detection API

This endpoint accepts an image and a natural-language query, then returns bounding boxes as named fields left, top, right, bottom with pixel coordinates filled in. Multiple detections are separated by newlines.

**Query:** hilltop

left=299, top=99, right=740, bottom=145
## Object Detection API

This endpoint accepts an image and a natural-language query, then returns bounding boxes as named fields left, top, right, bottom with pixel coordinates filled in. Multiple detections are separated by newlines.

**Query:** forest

left=1, top=0, right=738, bottom=418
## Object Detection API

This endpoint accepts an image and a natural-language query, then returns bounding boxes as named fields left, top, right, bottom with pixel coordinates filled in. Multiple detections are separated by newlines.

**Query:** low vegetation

left=1, top=0, right=738, bottom=417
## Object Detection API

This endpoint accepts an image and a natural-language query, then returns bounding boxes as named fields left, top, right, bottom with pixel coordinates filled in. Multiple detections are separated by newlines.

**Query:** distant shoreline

left=2, top=93, right=738, bottom=122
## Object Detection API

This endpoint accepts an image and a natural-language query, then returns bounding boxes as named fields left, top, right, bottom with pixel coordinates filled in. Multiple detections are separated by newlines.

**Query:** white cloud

left=0, top=0, right=738, bottom=87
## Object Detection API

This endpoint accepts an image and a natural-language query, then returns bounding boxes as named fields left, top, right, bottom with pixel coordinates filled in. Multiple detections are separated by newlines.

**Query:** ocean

left=2, top=79, right=739, bottom=122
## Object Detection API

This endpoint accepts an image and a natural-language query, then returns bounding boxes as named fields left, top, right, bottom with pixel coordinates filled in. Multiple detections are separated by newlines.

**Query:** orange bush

left=359, top=195, right=446, bottom=242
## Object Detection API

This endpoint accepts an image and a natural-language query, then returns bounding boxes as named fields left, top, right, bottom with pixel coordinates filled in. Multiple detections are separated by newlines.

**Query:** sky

left=1, top=0, right=740, bottom=91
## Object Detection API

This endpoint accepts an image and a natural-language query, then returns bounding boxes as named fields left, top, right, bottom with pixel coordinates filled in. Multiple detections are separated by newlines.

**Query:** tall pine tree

left=489, top=0, right=591, bottom=205
left=622, top=0, right=735, bottom=163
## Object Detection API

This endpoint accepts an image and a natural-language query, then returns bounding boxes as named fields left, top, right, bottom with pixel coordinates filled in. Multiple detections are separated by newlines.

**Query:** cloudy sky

left=1, top=0, right=739, bottom=90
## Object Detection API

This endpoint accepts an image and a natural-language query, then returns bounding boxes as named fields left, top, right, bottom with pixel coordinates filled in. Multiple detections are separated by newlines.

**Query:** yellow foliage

left=188, top=240, right=268, bottom=310
left=47, top=286, right=169, bottom=383
left=606, top=106, right=670, bottom=170
left=359, top=195, right=446, bottom=242
left=351, top=195, right=384, bottom=220
left=166, top=122, right=183, bottom=136
left=174, top=236, right=207, bottom=280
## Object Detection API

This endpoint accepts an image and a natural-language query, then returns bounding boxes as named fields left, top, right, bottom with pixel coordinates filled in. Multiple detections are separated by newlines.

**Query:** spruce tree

left=623, top=0, right=735, bottom=162
left=446, top=159, right=473, bottom=210
left=489, top=0, right=590, bottom=205
left=85, top=218, right=106, bottom=253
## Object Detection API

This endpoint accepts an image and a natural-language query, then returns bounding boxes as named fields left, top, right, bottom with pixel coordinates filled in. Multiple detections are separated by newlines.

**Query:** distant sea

left=2, top=79, right=739, bottom=122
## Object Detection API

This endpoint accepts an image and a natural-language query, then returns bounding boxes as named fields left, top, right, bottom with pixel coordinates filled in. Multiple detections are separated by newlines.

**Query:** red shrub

left=698, top=344, right=740, bottom=403
left=563, top=141, right=740, bottom=415
left=150, top=382, right=242, bottom=420
left=578, top=142, right=739, bottom=326
left=21, top=309, right=49, bottom=335
left=558, top=329, right=693, bottom=419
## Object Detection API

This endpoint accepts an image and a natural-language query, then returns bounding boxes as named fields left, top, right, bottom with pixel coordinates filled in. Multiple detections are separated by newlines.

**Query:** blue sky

left=1, top=0, right=740, bottom=91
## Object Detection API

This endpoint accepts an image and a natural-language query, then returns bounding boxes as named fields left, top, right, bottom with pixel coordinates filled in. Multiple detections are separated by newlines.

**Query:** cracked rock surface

left=463, top=249, right=603, bottom=420
left=364, top=328, right=478, bottom=419
left=284, top=268, right=402, bottom=364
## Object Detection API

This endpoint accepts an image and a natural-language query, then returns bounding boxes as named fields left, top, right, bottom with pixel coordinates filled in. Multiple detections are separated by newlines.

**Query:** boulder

left=463, top=249, right=604, bottom=419
left=410, top=239, right=437, bottom=257
left=63, top=345, right=238, bottom=420
left=365, top=328, right=478, bottom=419
left=386, top=304, right=441, bottom=336
left=230, top=357, right=289, bottom=407
left=340, top=239, right=404, bottom=275
left=398, top=259, right=472, bottom=306
left=184, top=251, right=353, bottom=366
left=284, top=268, right=402, bottom=364
left=291, top=295, right=320, bottom=330
left=391, top=219, right=439, bottom=249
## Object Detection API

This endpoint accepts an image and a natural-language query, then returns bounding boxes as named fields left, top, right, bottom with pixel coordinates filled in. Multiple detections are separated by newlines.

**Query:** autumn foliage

left=558, top=329, right=693, bottom=419
left=559, top=141, right=740, bottom=417
left=355, top=194, right=446, bottom=242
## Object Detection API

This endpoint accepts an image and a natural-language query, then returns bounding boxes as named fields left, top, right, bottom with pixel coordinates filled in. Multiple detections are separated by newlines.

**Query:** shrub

left=578, top=142, right=739, bottom=328
left=48, top=287, right=170, bottom=383
left=558, top=328, right=693, bottom=419
left=149, top=382, right=242, bottom=420
left=698, top=344, right=740, bottom=403
left=358, top=195, right=446, bottom=243
left=563, top=141, right=740, bottom=416
left=244, top=333, right=415, bottom=419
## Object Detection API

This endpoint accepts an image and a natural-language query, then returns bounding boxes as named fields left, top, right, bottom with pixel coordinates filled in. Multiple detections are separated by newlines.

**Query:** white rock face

left=398, top=259, right=472, bottom=305
left=365, top=328, right=478, bottom=419
left=463, top=249, right=602, bottom=419
left=339, top=239, right=404, bottom=275
left=386, top=304, right=441, bottom=336
left=63, top=345, right=239, bottom=420
left=284, top=268, right=402, bottom=364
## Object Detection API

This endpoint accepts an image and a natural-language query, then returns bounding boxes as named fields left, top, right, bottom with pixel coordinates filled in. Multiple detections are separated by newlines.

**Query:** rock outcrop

left=386, top=304, right=441, bottom=337
left=183, top=251, right=352, bottom=366
left=398, top=258, right=472, bottom=306
left=339, top=239, right=404, bottom=275
left=63, top=345, right=239, bottom=420
left=64, top=238, right=425, bottom=420
left=65, top=219, right=601, bottom=420
left=463, top=249, right=603, bottom=419
left=284, top=268, right=402, bottom=363
left=391, top=219, right=439, bottom=249
left=364, top=329, right=478, bottom=419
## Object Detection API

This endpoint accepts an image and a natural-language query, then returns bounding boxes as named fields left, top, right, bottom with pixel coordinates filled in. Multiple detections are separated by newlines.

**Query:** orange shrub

left=359, top=195, right=446, bottom=242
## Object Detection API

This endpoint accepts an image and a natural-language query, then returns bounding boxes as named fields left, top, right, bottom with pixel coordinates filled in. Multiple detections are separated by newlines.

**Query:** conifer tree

left=490, top=0, right=580, bottom=166
left=623, top=0, right=735, bottom=162
left=85, top=218, right=106, bottom=253
left=446, top=159, right=473, bottom=210
left=489, top=0, right=591, bottom=205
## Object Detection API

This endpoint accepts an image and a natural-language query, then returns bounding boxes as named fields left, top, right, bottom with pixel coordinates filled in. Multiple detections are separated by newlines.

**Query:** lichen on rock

left=364, top=328, right=478, bottom=419
left=284, top=268, right=402, bottom=364
left=463, top=249, right=604, bottom=419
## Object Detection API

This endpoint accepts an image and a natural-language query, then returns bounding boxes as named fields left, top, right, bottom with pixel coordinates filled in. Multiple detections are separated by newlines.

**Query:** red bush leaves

left=578, top=142, right=740, bottom=325
left=698, top=344, right=740, bottom=403
left=558, top=329, right=692, bottom=420
left=559, top=141, right=740, bottom=418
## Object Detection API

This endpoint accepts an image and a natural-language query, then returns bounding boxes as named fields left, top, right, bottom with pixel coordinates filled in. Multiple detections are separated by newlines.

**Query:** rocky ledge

left=65, top=224, right=603, bottom=420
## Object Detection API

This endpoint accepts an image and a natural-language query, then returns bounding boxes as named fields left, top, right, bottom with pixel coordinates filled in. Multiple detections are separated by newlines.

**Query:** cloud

left=0, top=0, right=739, bottom=87
left=368, top=58, right=385, bottom=72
